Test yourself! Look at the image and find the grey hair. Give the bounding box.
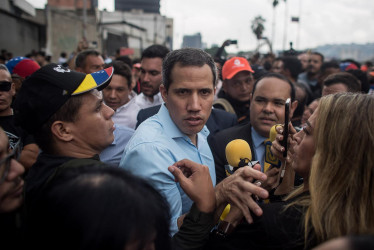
[0,64,10,73]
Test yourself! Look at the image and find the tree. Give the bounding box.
[251,15,266,40]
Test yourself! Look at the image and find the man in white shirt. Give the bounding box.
[135,44,170,109]
[102,60,140,129]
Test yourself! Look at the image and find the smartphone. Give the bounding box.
[230,40,238,45]
[281,98,291,158]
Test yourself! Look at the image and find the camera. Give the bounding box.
[230,40,238,45]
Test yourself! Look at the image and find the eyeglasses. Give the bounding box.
[0,140,22,184]
[0,81,12,92]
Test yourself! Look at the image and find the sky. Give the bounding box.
[29,0,374,54]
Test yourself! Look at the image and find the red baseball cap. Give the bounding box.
[6,57,40,78]
[222,57,254,80]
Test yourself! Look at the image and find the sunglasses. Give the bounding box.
[0,81,12,92]
[0,140,22,184]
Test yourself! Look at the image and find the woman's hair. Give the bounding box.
[27,165,171,250]
[305,93,374,245]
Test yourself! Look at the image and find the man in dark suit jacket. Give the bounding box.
[208,123,255,183]
[136,104,237,139]
[208,73,298,185]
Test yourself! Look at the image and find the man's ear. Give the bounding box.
[50,121,74,142]
[10,83,16,97]
[249,92,253,102]
[290,100,298,118]
[159,84,167,103]
[222,80,228,93]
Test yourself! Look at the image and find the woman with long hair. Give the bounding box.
[207,93,374,249]
[304,93,374,247]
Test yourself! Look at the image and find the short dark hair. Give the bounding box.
[346,69,369,93]
[141,44,170,61]
[320,60,340,74]
[281,56,302,80]
[116,55,133,68]
[27,165,171,250]
[162,48,217,91]
[293,82,309,118]
[252,72,295,102]
[311,51,324,63]
[75,50,101,69]
[36,51,46,57]
[323,72,361,93]
[34,95,84,154]
[105,60,132,88]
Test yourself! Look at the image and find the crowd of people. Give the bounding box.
[0,42,374,250]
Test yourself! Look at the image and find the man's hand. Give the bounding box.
[261,167,280,191]
[168,159,215,213]
[222,205,244,227]
[215,165,268,224]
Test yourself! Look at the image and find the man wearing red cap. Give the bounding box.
[213,57,254,124]
[5,57,40,95]
[209,73,298,190]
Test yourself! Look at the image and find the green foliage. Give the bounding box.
[251,16,266,40]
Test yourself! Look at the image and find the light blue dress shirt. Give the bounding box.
[251,127,268,172]
[100,125,135,167]
[119,104,216,235]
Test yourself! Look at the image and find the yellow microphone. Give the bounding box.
[221,139,258,221]
[264,125,282,172]
[224,139,258,177]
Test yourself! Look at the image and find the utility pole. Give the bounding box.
[271,5,276,49]
[282,0,288,51]
[296,0,302,50]
[83,0,87,39]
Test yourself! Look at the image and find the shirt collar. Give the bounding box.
[109,125,121,146]
[114,97,135,113]
[139,92,163,103]
[251,126,268,148]
[157,104,209,141]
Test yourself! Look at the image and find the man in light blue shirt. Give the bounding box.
[120,48,217,235]
[100,124,134,167]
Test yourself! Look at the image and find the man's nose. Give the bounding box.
[187,93,201,111]
[103,103,115,118]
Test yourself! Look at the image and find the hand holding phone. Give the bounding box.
[280,98,291,158]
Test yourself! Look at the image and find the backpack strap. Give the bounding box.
[213,98,236,114]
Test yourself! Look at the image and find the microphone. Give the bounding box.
[264,125,282,172]
[219,139,259,224]
[224,139,259,177]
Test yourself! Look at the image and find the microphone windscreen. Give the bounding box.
[269,124,278,142]
[265,125,282,168]
[225,139,252,167]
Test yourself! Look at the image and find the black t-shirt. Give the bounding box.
[214,90,250,124]
[207,192,310,250]
[0,115,35,149]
